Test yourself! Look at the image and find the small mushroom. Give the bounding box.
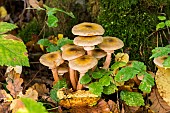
[39,51,64,84]
[72,22,105,36]
[74,36,103,55]
[58,63,69,76]
[62,46,85,90]
[98,36,124,69]
[69,55,98,90]
[153,56,169,68]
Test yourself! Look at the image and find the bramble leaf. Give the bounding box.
[37,39,51,46]
[163,57,170,67]
[103,83,118,95]
[0,22,18,34]
[139,73,155,93]
[92,71,104,79]
[132,61,146,72]
[150,46,170,59]
[99,75,112,86]
[57,37,73,50]
[0,34,29,66]
[120,90,145,106]
[110,61,126,70]
[89,82,103,96]
[80,73,92,84]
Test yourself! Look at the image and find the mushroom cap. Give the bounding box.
[153,56,169,68]
[39,51,64,68]
[98,36,124,51]
[62,46,85,61]
[61,44,77,51]
[72,22,105,36]
[91,48,107,59]
[74,36,103,47]
[58,63,69,75]
[69,55,98,72]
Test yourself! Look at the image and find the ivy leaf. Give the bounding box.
[99,75,112,86]
[165,20,170,27]
[158,16,166,21]
[57,37,73,50]
[120,90,145,106]
[17,98,48,113]
[139,73,155,93]
[50,79,67,102]
[103,83,118,95]
[0,34,29,66]
[163,56,170,67]
[150,46,170,59]
[80,73,92,84]
[89,82,103,96]
[110,61,126,70]
[156,22,165,30]
[37,39,51,46]
[0,22,18,34]
[114,67,139,82]
[47,14,58,27]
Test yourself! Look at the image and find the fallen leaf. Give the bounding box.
[10,99,25,113]
[0,90,13,102]
[22,88,38,101]
[6,70,23,98]
[149,88,170,113]
[31,83,49,96]
[0,102,11,113]
[5,66,22,75]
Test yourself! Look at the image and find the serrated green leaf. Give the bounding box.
[103,83,118,95]
[47,14,58,27]
[17,98,48,113]
[150,47,170,59]
[46,44,59,52]
[0,34,29,66]
[163,56,170,67]
[111,61,126,70]
[50,79,67,102]
[80,73,92,84]
[99,75,112,86]
[0,22,18,34]
[139,73,155,93]
[37,39,51,46]
[165,20,170,27]
[120,91,145,106]
[158,16,166,20]
[156,22,165,30]
[92,71,104,79]
[132,61,146,72]
[57,37,73,50]
[115,67,139,82]
[89,82,103,96]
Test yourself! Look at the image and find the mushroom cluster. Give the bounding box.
[39,22,124,90]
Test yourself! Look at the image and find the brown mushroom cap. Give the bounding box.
[39,51,64,69]
[91,48,107,59]
[58,63,69,75]
[61,44,77,51]
[74,36,103,47]
[153,56,169,68]
[62,46,85,61]
[72,22,105,36]
[98,36,124,51]
[69,55,98,72]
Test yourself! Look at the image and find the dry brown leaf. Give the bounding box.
[124,104,140,113]
[0,102,11,113]
[31,83,49,96]
[29,0,41,8]
[155,68,170,106]
[149,88,170,113]
[0,90,13,102]
[10,99,25,113]
[6,70,23,98]
[22,88,38,100]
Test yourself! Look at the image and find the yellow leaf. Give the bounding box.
[58,34,63,40]
[0,6,7,18]
[39,44,44,51]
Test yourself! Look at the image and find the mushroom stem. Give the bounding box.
[69,68,77,90]
[103,52,112,69]
[51,67,59,85]
[77,72,86,90]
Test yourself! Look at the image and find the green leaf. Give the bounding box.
[115,67,139,82]
[17,98,48,113]
[0,34,29,66]
[92,71,104,79]
[57,37,73,50]
[37,39,51,46]
[158,16,166,20]
[165,20,170,27]
[103,83,118,95]
[47,14,58,27]
[0,22,18,34]
[99,75,112,86]
[150,46,170,59]
[163,56,170,67]
[55,8,75,18]
[89,82,103,96]
[120,90,145,106]
[132,61,146,72]
[50,79,67,102]
[156,22,165,30]
[139,73,155,93]
[111,61,126,70]
[80,73,92,84]
[46,45,59,52]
